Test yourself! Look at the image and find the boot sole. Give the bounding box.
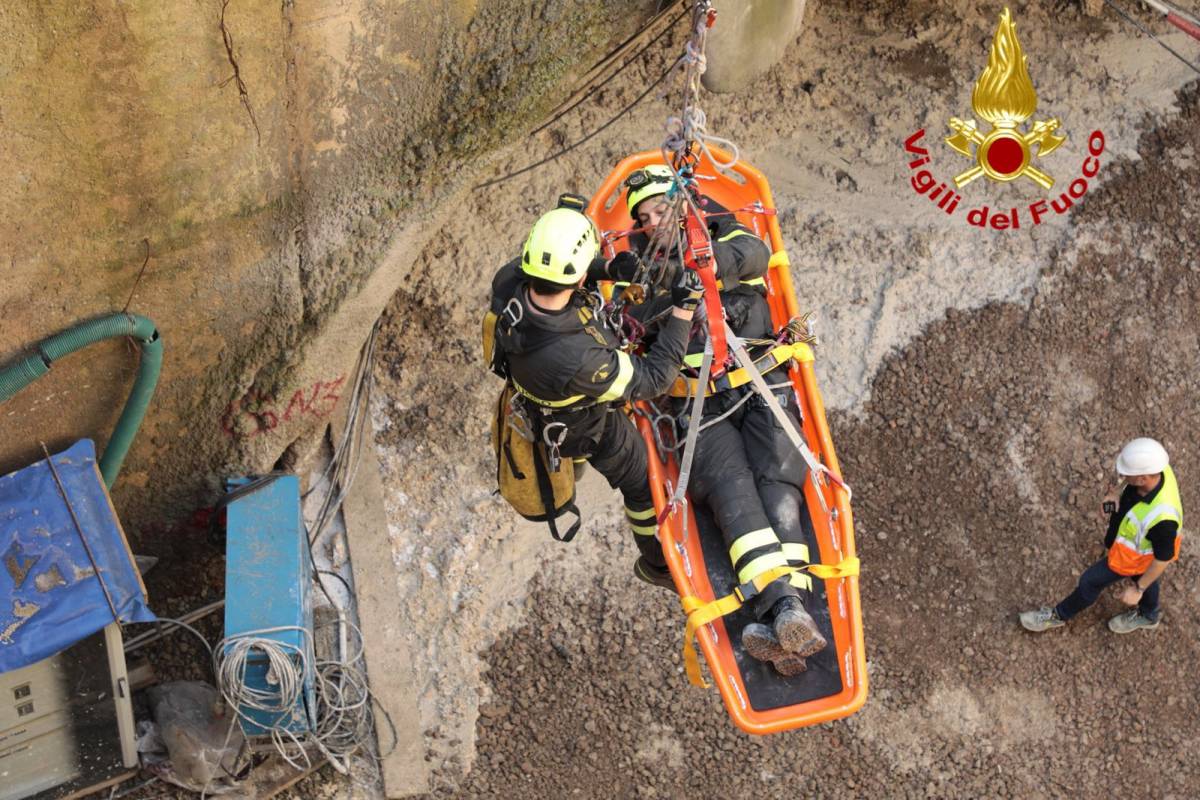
[742,627,808,676]
[775,611,828,657]
[633,560,676,593]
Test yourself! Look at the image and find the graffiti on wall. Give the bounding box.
[220,375,346,439]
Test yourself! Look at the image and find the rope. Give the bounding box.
[695,379,791,433]
[529,3,689,138]
[1105,0,1200,74]
[474,57,681,190]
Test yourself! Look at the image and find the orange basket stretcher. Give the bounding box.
[586,147,867,734]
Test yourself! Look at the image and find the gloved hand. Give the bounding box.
[605,251,643,282]
[671,268,705,312]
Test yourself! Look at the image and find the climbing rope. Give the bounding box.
[474,6,692,191]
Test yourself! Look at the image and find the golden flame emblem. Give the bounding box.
[945,8,1066,189]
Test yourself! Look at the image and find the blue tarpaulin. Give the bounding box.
[0,439,154,673]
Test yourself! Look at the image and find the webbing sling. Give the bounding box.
[722,321,852,510]
[532,438,581,543]
[664,340,713,522]
[679,556,861,687]
[669,342,805,399]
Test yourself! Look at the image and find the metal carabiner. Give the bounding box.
[542,421,569,473]
[501,296,523,330]
[506,393,535,442]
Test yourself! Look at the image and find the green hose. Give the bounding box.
[0,313,162,488]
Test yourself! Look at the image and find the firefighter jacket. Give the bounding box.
[487,260,690,455]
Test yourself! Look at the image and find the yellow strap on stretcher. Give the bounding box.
[679,556,861,688]
[669,342,814,399]
[806,556,860,580]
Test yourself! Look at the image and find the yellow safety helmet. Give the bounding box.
[624,164,675,217]
[521,208,599,285]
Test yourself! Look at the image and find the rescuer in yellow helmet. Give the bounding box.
[485,195,704,574]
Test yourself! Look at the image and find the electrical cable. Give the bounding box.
[529,4,689,138]
[474,57,681,190]
[573,0,687,92]
[123,599,225,654]
[1104,0,1200,74]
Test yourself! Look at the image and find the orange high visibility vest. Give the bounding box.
[1107,466,1184,577]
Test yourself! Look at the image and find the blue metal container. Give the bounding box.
[223,475,314,736]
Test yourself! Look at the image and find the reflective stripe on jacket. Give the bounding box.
[1107,465,1184,576]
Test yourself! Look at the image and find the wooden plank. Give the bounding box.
[102,624,137,768]
[242,749,325,799]
[58,769,137,800]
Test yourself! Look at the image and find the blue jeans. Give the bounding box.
[1054,558,1161,622]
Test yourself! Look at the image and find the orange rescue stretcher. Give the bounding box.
[586,148,867,734]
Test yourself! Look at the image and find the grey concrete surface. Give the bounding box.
[342,424,429,798]
[703,0,808,93]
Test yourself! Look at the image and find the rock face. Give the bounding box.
[0,0,652,531]
[703,0,808,93]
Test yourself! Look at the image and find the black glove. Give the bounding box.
[606,251,643,283]
[671,269,705,312]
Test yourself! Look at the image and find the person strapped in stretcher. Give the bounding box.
[617,165,828,676]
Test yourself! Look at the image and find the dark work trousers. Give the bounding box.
[574,407,664,569]
[1054,558,1162,622]
[685,383,810,620]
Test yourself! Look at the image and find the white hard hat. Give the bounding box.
[1115,438,1169,476]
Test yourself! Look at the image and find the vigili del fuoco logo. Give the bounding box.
[903,7,1106,230]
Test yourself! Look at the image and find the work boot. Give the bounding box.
[633,557,676,593]
[741,623,808,677]
[1018,606,1065,632]
[770,596,826,657]
[1107,609,1160,634]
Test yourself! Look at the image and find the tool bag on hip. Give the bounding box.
[491,383,581,542]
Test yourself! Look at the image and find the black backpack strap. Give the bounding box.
[532,440,581,542]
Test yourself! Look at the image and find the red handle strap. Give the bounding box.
[682,204,728,376]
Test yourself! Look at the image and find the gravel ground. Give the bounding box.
[428,82,1200,799]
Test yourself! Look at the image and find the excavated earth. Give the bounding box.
[439,91,1200,797]
[367,1,1200,797]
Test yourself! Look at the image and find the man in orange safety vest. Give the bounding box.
[1019,438,1183,634]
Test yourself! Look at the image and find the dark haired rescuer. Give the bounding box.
[487,201,704,575]
[622,165,826,676]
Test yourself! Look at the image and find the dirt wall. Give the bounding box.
[0,0,654,538]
